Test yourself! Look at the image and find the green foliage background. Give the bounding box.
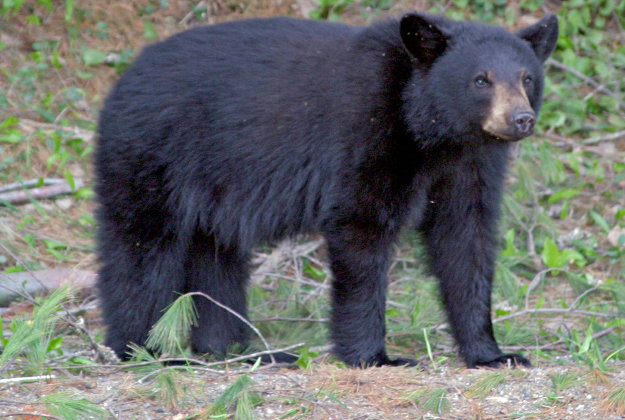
[0,0,624,416]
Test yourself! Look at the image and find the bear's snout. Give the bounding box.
[482,82,535,142]
[511,109,536,138]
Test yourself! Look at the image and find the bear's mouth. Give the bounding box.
[483,129,531,143]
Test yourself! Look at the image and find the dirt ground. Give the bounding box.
[1,353,625,418]
[1,0,625,419]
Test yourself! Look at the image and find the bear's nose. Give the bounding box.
[511,110,536,137]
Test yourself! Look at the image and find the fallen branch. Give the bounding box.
[0,178,67,193]
[195,342,304,367]
[17,118,94,143]
[136,342,305,383]
[547,58,625,110]
[179,0,207,26]
[582,129,625,145]
[61,342,306,377]
[543,132,625,164]
[494,307,624,323]
[188,291,277,363]
[0,269,96,304]
[0,374,56,384]
[252,316,328,323]
[0,178,84,205]
[0,413,63,420]
[492,268,624,325]
[0,243,49,293]
[0,267,114,364]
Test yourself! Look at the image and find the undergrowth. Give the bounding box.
[0,0,624,418]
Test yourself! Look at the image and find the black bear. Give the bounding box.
[95,12,558,368]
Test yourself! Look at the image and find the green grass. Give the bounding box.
[0,285,73,375]
[466,371,509,399]
[404,387,450,415]
[0,0,624,417]
[39,392,109,420]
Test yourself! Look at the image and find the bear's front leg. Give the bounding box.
[325,225,417,367]
[420,147,530,369]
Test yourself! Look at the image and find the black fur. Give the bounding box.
[95,13,558,368]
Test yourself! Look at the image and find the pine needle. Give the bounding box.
[156,368,184,409]
[466,371,508,399]
[602,386,625,416]
[40,392,109,420]
[202,374,262,419]
[405,387,449,415]
[549,371,580,392]
[145,293,198,356]
[0,285,73,373]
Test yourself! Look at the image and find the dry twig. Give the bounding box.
[547,58,625,110]
[187,291,276,363]
[582,129,625,145]
[0,179,84,204]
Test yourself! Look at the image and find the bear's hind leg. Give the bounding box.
[185,233,252,358]
[97,229,187,359]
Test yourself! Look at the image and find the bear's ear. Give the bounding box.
[400,13,449,66]
[515,14,559,63]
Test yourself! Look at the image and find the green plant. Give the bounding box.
[203,359,264,419]
[404,387,449,415]
[145,293,198,356]
[0,1,623,418]
[310,0,354,20]
[295,346,318,370]
[541,237,586,272]
[39,392,109,420]
[1,0,75,23]
[564,324,625,370]
[549,371,580,392]
[0,286,73,375]
[134,367,188,410]
[467,371,508,399]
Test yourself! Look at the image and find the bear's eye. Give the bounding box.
[474,76,489,88]
[523,75,533,86]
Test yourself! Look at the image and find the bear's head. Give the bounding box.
[400,13,558,146]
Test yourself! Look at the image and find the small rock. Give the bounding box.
[56,198,73,210]
[607,227,625,247]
